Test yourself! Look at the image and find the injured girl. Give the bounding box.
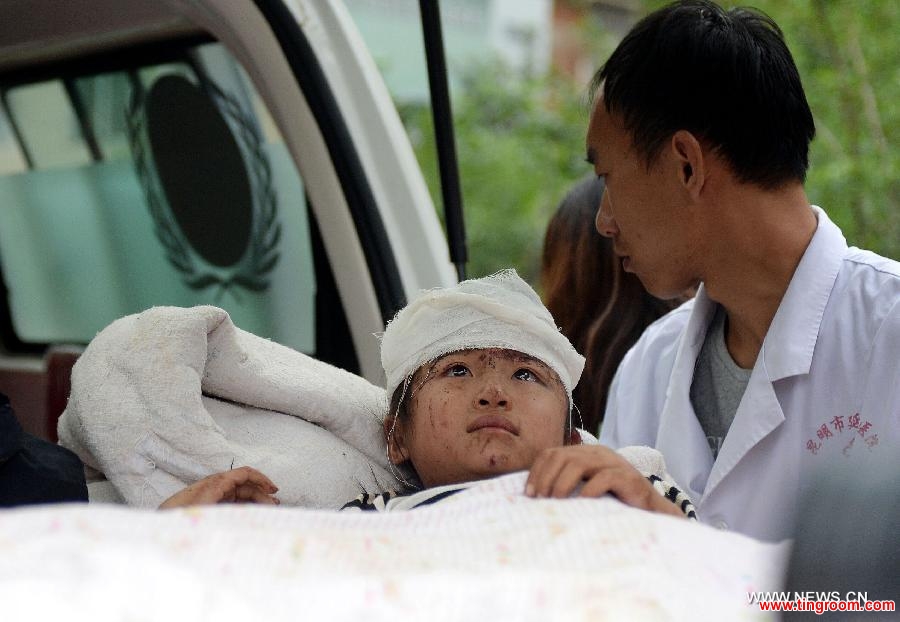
[160,270,695,519]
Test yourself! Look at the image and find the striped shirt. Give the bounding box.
[341,476,697,519]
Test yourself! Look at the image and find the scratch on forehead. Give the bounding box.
[482,348,551,370]
[479,349,509,369]
[478,350,496,369]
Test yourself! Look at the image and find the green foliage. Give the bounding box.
[766,0,899,258]
[400,63,592,283]
[403,0,898,284]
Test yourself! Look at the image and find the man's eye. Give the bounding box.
[447,364,470,377]
[513,368,538,382]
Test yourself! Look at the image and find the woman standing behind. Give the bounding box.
[541,176,688,435]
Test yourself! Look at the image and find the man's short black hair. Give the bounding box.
[592,0,815,189]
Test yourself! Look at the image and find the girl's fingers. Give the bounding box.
[234,483,280,505]
[159,467,279,508]
[526,448,568,497]
[548,462,594,498]
[527,445,624,497]
[578,469,622,499]
[228,466,278,493]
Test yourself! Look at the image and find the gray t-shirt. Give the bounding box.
[690,305,752,458]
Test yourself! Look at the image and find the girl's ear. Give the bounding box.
[384,416,410,464]
[565,427,583,446]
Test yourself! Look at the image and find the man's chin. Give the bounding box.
[641,277,695,301]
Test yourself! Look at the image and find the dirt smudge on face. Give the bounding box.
[488,454,508,468]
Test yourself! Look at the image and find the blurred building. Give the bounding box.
[345,0,554,102]
[552,0,640,85]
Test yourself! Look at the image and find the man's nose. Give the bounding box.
[475,382,509,409]
[595,188,618,238]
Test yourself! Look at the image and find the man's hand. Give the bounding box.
[525,445,683,518]
[159,466,280,509]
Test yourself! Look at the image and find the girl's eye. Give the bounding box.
[446,364,470,377]
[513,368,538,383]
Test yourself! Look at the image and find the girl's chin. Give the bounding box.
[474,450,529,475]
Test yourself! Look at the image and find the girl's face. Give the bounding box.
[387,348,571,488]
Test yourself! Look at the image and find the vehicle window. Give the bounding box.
[0,109,26,175]
[0,43,318,355]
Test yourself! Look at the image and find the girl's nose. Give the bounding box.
[475,382,509,409]
[595,188,618,238]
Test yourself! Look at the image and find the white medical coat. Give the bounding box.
[600,206,900,541]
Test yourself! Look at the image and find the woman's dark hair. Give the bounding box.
[541,176,686,434]
[593,0,815,189]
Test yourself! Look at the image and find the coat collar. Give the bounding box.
[761,206,847,380]
[687,206,846,380]
[704,206,847,500]
[656,290,716,499]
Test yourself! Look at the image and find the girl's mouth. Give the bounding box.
[467,415,518,435]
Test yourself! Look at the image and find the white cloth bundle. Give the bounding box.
[381,270,585,406]
[58,305,400,509]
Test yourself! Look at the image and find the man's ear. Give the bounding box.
[565,428,583,446]
[383,416,410,464]
[670,130,705,200]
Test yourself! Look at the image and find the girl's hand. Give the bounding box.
[159,466,280,509]
[525,445,683,518]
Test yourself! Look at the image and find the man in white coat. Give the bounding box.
[590,0,900,541]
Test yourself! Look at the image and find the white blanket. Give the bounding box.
[58,305,400,509]
[0,472,789,621]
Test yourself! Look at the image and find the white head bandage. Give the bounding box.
[380,270,585,409]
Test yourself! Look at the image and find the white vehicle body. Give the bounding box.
[0,0,456,438]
